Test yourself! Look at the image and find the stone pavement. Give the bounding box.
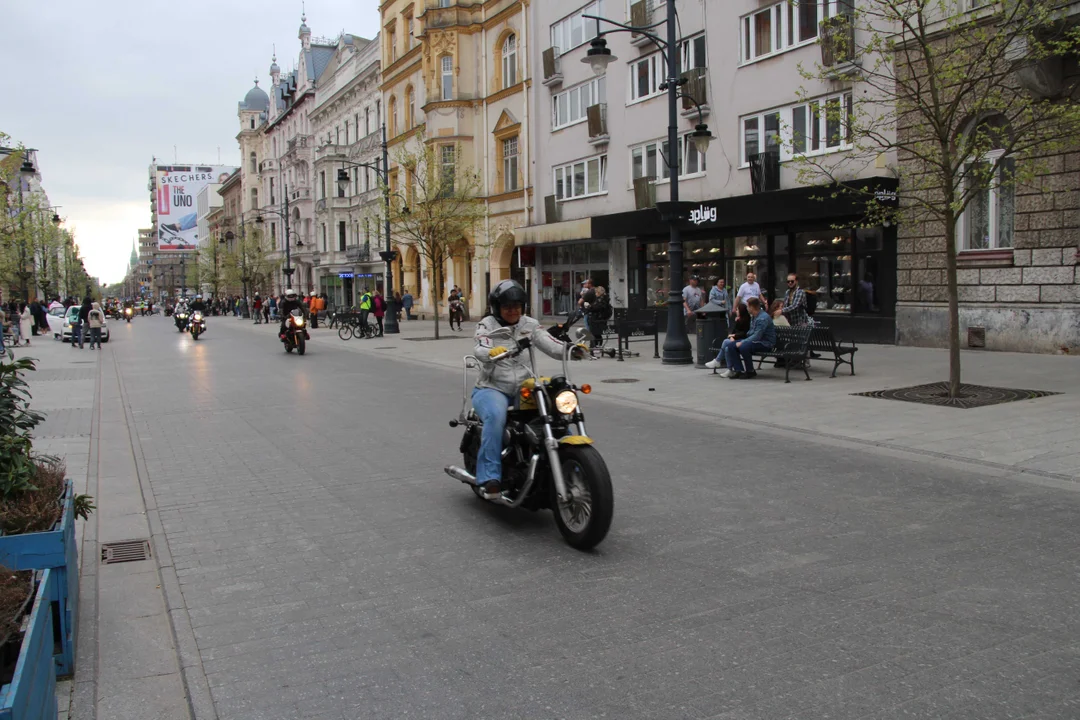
[17,315,1080,719]
[284,315,1080,481]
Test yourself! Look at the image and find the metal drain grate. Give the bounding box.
[600,378,640,384]
[101,539,151,564]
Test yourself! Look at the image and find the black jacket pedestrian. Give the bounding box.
[78,299,92,323]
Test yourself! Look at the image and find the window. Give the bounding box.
[345,122,349,145]
[249,152,257,173]
[441,56,453,100]
[250,118,255,129]
[390,96,398,136]
[439,0,451,6]
[630,135,707,181]
[680,34,707,73]
[389,30,397,62]
[502,34,518,88]
[335,126,340,145]
[250,187,258,210]
[320,170,326,199]
[629,53,665,102]
[741,91,853,165]
[503,137,519,191]
[553,155,608,200]
[740,1,851,64]
[321,223,327,253]
[407,15,415,47]
[270,223,277,249]
[406,87,415,128]
[552,77,605,129]
[960,125,1014,250]
[338,221,347,252]
[365,108,371,135]
[269,178,275,205]
[337,169,346,198]
[440,145,456,195]
[550,1,603,54]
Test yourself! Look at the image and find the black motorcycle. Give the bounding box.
[445,314,613,550]
[282,310,308,355]
[175,310,189,332]
[189,311,206,340]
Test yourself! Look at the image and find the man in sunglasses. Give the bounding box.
[782,273,808,327]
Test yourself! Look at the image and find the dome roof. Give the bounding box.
[270,59,280,74]
[242,83,270,112]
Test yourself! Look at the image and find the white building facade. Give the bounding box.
[310,32,384,307]
[519,0,898,343]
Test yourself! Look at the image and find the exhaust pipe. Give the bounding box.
[445,465,477,486]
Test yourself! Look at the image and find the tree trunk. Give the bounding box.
[433,263,441,340]
[944,214,962,398]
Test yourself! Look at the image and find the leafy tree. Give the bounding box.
[198,239,228,298]
[223,227,278,303]
[387,134,487,338]
[797,0,1080,397]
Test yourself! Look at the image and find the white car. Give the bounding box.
[47,306,110,343]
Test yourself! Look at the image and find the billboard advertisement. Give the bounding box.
[156,165,235,251]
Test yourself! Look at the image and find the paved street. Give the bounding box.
[35,316,1080,719]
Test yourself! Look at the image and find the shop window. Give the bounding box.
[856,228,882,313]
[797,230,852,313]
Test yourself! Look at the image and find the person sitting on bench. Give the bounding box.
[719,297,775,380]
[705,302,750,372]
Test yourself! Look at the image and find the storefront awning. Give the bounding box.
[514,218,593,247]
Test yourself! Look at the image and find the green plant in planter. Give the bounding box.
[0,354,45,500]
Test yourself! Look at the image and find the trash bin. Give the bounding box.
[695,302,728,368]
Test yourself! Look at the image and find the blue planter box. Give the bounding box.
[0,569,59,720]
[0,482,78,677]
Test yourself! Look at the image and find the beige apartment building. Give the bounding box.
[381,0,531,318]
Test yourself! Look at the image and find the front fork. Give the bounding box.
[534,391,569,503]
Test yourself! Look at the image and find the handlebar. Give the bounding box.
[489,337,531,361]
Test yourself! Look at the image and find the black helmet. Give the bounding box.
[488,279,527,317]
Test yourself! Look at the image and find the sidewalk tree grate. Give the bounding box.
[854,383,1061,409]
[601,378,640,384]
[101,539,151,564]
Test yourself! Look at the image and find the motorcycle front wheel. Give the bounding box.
[297,334,306,355]
[553,445,613,551]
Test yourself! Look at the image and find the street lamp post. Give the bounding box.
[582,5,713,364]
[255,185,296,291]
[332,123,400,334]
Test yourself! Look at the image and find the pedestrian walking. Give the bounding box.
[18,303,33,345]
[401,288,414,320]
[74,296,92,349]
[269,295,278,321]
[372,290,386,336]
[393,292,403,322]
[7,303,20,348]
[87,302,104,349]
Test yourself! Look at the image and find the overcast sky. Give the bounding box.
[1,1,381,285]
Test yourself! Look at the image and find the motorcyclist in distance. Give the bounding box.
[278,288,306,338]
[189,295,206,314]
[471,279,587,499]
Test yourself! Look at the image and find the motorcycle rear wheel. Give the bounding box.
[553,445,613,551]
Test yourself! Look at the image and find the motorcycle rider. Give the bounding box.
[189,295,206,314]
[471,280,587,498]
[278,288,306,338]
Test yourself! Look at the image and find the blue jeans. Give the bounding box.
[88,328,101,348]
[724,339,772,373]
[73,322,84,347]
[471,387,513,485]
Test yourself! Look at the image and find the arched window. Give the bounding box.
[249,152,257,173]
[502,34,518,88]
[960,115,1014,251]
[441,55,453,100]
[406,86,415,128]
[389,96,398,136]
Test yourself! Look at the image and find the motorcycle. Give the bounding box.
[282,310,309,355]
[123,307,133,323]
[445,312,614,551]
[189,311,206,340]
[175,310,189,332]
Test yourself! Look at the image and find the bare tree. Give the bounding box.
[797,0,1080,397]
[387,134,487,339]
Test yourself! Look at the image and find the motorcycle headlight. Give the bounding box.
[294,316,305,327]
[554,390,579,415]
[193,313,202,321]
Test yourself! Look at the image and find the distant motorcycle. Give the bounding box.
[175,310,189,332]
[282,310,308,355]
[189,311,206,340]
[123,307,133,323]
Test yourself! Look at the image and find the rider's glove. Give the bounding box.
[570,343,590,360]
[488,346,508,358]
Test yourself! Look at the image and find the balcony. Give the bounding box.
[633,176,656,210]
[680,68,709,119]
[260,159,276,172]
[283,134,313,161]
[587,104,608,145]
[345,244,372,262]
[544,194,560,224]
[291,187,312,201]
[542,48,562,87]
[749,151,780,193]
[630,0,656,48]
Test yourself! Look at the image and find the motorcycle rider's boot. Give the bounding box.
[479,481,502,499]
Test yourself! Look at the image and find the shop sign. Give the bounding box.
[874,189,899,205]
[338,272,354,278]
[688,203,718,226]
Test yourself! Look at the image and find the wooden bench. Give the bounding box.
[809,325,858,377]
[753,326,813,382]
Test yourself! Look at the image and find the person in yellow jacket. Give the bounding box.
[358,288,373,332]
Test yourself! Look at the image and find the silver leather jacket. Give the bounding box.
[473,315,567,396]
